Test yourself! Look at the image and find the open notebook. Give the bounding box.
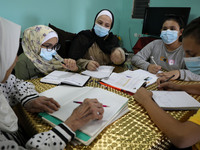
[101,69,158,93]
[40,70,90,86]
[152,91,200,110]
[81,65,115,79]
[39,85,129,145]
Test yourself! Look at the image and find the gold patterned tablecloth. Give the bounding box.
[14,77,200,150]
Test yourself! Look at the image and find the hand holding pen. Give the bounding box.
[87,56,100,71]
[156,75,182,91]
[53,55,78,71]
[157,75,176,90]
[148,56,161,74]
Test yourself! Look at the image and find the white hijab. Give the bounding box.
[0,17,21,132]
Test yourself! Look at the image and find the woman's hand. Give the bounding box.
[64,98,104,132]
[133,88,153,107]
[148,64,161,74]
[24,96,60,113]
[63,59,78,71]
[157,70,180,83]
[157,82,182,91]
[87,61,100,71]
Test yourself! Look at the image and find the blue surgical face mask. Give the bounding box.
[40,48,57,61]
[184,56,200,75]
[94,23,109,37]
[160,29,178,44]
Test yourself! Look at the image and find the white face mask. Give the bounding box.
[184,56,200,75]
[39,48,57,61]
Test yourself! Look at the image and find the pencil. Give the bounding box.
[164,75,175,82]
[52,55,65,65]
[73,101,109,107]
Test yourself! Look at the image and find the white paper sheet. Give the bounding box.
[81,65,115,79]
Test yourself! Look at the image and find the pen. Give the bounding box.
[164,75,175,82]
[140,82,147,88]
[150,56,158,66]
[52,55,65,65]
[73,101,109,107]
[90,56,95,61]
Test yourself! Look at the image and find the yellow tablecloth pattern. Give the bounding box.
[14,77,200,150]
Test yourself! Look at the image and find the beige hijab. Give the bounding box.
[0,17,20,132]
[22,25,65,75]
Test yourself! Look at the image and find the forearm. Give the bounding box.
[77,59,90,70]
[179,69,200,81]
[179,84,200,95]
[26,123,75,150]
[131,55,150,70]
[142,99,192,147]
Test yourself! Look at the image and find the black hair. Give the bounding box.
[93,9,114,30]
[162,14,185,29]
[182,17,200,44]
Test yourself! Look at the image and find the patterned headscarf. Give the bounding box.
[22,25,65,75]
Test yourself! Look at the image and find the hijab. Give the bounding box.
[0,17,19,132]
[22,25,65,75]
[93,9,114,30]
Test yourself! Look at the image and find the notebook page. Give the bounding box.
[102,69,158,93]
[121,69,158,86]
[101,72,145,93]
[40,86,128,137]
[40,86,93,120]
[152,91,200,109]
[81,65,115,79]
[74,88,128,136]
[40,70,90,86]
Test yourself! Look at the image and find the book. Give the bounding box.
[40,70,90,87]
[39,85,129,145]
[152,91,200,110]
[81,65,115,79]
[101,69,158,93]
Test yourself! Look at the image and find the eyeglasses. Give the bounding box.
[41,43,61,51]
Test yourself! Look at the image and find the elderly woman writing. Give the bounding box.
[0,17,104,150]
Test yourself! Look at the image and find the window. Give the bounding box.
[132,0,150,19]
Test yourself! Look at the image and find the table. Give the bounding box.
[13,68,200,150]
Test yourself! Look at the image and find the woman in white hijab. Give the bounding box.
[0,17,104,149]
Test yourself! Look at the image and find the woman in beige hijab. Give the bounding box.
[15,25,79,80]
[0,17,104,149]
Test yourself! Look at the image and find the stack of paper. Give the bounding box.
[81,65,115,79]
[40,70,90,86]
[152,91,200,110]
[101,69,158,93]
[39,85,129,145]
